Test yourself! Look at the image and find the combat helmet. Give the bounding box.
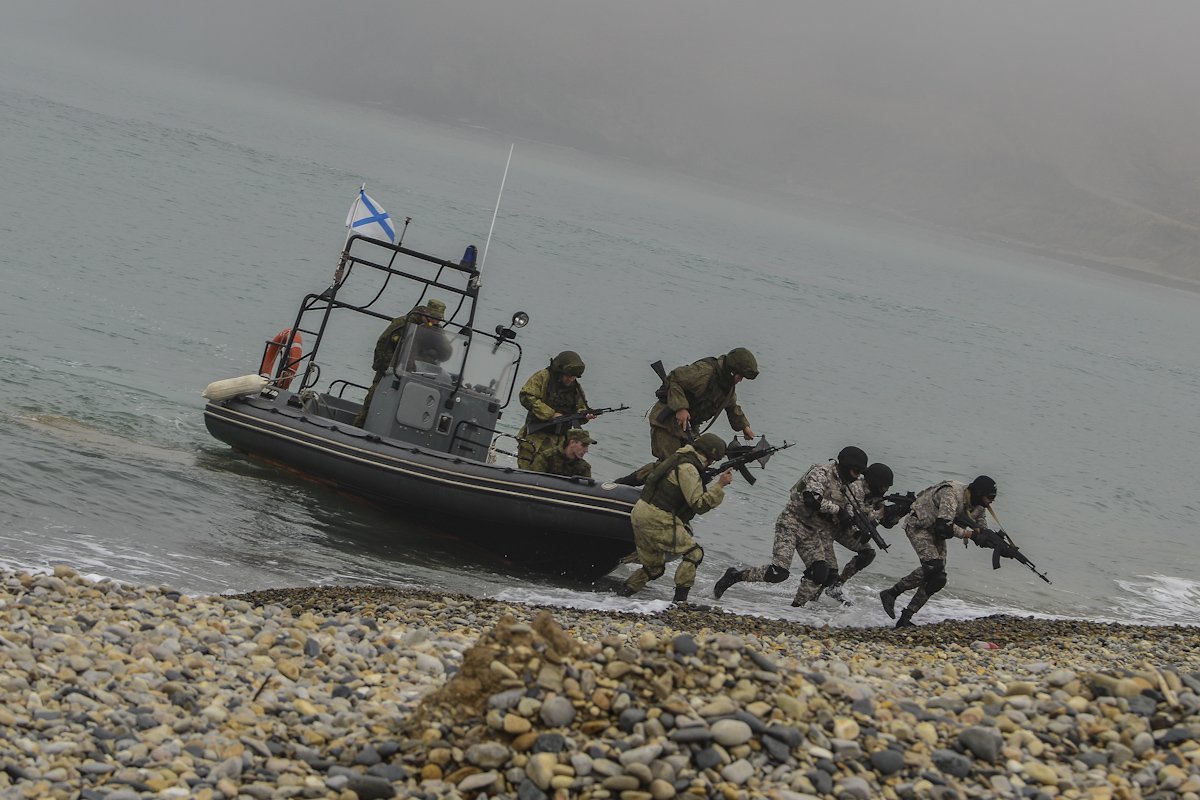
[549,350,586,377]
[837,446,868,473]
[725,347,759,379]
[694,433,727,462]
[865,463,893,494]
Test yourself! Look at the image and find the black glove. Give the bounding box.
[836,506,853,528]
[881,503,906,528]
[972,528,1001,549]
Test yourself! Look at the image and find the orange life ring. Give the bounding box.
[260,329,303,389]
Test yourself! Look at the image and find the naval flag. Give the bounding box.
[345,186,396,243]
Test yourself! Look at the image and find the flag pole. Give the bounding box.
[333,183,366,287]
[479,145,513,272]
[343,183,365,251]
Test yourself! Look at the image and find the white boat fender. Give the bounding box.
[202,374,269,402]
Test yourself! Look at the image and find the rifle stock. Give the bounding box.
[651,360,675,424]
[879,491,917,527]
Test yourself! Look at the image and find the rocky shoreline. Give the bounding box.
[2,569,1198,799]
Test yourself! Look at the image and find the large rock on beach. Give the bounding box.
[2,567,1200,800]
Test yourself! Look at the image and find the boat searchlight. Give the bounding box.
[496,311,529,341]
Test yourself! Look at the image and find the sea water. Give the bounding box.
[1,31,1197,629]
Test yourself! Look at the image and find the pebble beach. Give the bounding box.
[2,568,1198,800]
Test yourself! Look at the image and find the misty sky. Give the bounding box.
[10,0,1200,281]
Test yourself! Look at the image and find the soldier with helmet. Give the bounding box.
[516,350,591,469]
[353,298,448,428]
[713,445,871,607]
[879,475,995,628]
[618,347,759,485]
[823,462,899,604]
[619,433,733,603]
[529,428,595,478]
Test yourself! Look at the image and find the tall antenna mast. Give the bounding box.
[480,144,514,271]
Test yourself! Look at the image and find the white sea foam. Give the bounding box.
[1114,574,1200,626]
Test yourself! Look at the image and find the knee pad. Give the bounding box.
[764,564,790,583]
[851,548,876,571]
[682,544,704,567]
[646,563,667,580]
[920,559,947,594]
[803,560,835,587]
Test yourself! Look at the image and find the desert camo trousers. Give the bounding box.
[740,509,836,605]
[891,526,948,614]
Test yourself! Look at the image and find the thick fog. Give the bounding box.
[11,1,1200,281]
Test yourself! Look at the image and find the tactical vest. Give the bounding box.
[641,450,706,522]
[675,357,734,425]
[523,370,585,429]
[909,480,966,529]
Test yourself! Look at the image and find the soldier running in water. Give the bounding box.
[713,446,872,607]
[879,475,995,628]
[620,434,732,603]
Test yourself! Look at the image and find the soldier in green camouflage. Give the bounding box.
[353,298,446,428]
[618,348,758,485]
[529,428,594,478]
[619,433,733,603]
[516,350,590,469]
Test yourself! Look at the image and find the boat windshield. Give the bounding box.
[399,326,519,398]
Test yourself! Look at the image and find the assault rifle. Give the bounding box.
[880,491,917,527]
[955,512,1052,583]
[701,437,793,486]
[844,492,891,552]
[526,405,630,435]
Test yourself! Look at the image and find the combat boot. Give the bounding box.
[672,585,691,603]
[616,582,638,598]
[791,583,818,608]
[879,588,898,619]
[894,608,916,629]
[713,567,743,599]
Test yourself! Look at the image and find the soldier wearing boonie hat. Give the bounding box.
[423,298,446,320]
[354,299,449,427]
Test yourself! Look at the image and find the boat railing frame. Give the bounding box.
[266,233,522,414]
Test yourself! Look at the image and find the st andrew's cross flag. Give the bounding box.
[345,186,396,244]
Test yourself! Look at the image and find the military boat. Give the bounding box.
[203,230,639,579]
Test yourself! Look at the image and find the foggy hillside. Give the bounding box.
[15,1,1200,282]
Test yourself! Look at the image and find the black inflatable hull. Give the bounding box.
[204,395,639,579]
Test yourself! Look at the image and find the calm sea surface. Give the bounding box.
[1,33,1197,628]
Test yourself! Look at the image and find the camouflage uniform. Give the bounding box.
[528,431,594,478]
[884,480,988,621]
[516,351,588,468]
[737,461,868,606]
[648,354,751,459]
[353,299,445,428]
[623,444,725,596]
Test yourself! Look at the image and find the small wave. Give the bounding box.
[1114,574,1200,626]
